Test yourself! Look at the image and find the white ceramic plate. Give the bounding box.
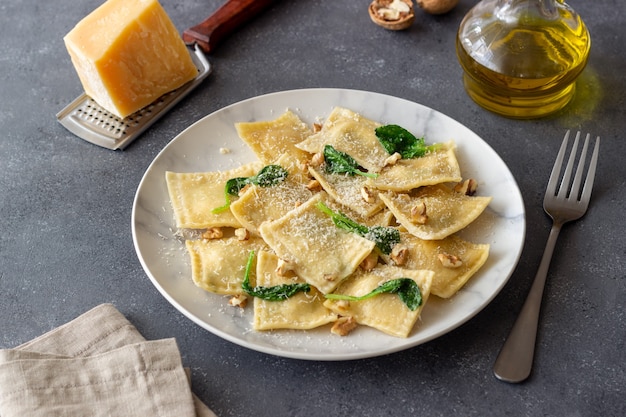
[132,88,525,361]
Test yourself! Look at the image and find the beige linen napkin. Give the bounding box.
[0,303,217,417]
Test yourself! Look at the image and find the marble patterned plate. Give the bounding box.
[132,88,525,360]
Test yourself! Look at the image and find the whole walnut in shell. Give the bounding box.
[416,0,459,15]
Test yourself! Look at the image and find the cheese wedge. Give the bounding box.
[63,0,197,118]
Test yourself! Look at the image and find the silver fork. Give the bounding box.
[493,130,600,383]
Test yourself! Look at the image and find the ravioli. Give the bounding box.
[323,264,434,338]
[230,155,313,235]
[186,237,269,295]
[380,184,492,240]
[166,162,263,229]
[295,107,389,173]
[235,110,313,165]
[366,141,462,191]
[259,193,376,294]
[253,251,338,330]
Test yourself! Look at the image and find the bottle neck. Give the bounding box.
[465,0,575,28]
[493,0,561,21]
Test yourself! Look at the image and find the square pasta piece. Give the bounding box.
[379,184,492,240]
[253,251,338,330]
[230,154,313,236]
[323,264,433,338]
[235,110,313,165]
[166,162,263,229]
[386,233,489,298]
[308,165,386,218]
[366,141,462,192]
[295,107,389,173]
[186,236,269,295]
[259,193,376,294]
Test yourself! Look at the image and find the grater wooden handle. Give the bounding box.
[183,0,277,54]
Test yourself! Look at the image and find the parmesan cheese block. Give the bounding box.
[63,0,198,118]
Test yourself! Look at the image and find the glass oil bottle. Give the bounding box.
[456,0,591,118]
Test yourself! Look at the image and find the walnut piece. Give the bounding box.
[275,258,294,276]
[383,152,402,167]
[410,201,428,224]
[360,186,377,204]
[306,179,322,191]
[360,251,379,271]
[324,274,337,282]
[228,295,248,308]
[438,252,463,268]
[390,244,409,266]
[310,151,325,167]
[454,178,478,196]
[235,228,250,241]
[202,227,223,240]
[331,316,358,336]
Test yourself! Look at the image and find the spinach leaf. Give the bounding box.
[375,124,440,159]
[323,145,378,178]
[213,165,289,213]
[225,177,250,196]
[325,278,422,311]
[365,226,402,256]
[254,164,289,187]
[316,201,400,255]
[241,251,311,301]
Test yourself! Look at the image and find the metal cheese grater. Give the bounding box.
[56,45,211,150]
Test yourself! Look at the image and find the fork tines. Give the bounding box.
[547,130,600,204]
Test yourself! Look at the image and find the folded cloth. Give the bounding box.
[0,303,217,417]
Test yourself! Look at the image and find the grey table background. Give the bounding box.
[1,1,624,416]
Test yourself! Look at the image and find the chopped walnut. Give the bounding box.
[228,295,248,308]
[438,253,463,268]
[234,228,250,241]
[360,186,377,204]
[331,316,358,336]
[310,152,325,167]
[390,244,409,266]
[383,152,402,167]
[306,179,322,191]
[202,227,223,240]
[312,123,323,133]
[410,201,428,224]
[360,251,379,271]
[275,259,293,276]
[454,178,478,196]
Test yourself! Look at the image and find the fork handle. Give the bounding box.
[493,222,562,383]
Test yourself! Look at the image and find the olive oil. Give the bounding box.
[456,0,590,118]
